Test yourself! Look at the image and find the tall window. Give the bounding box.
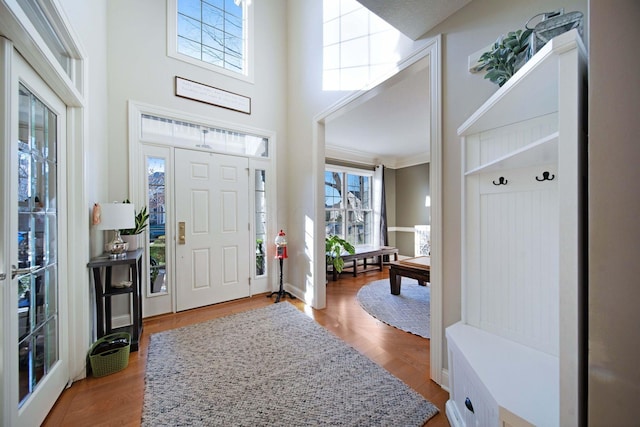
[322,0,409,90]
[325,167,372,246]
[168,0,251,79]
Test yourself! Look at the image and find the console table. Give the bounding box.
[88,249,143,351]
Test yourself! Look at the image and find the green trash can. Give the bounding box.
[88,332,131,377]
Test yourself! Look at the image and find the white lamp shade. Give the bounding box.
[97,203,135,230]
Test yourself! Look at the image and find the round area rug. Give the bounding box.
[356,277,430,338]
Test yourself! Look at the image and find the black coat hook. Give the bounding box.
[492,176,508,186]
[535,171,555,181]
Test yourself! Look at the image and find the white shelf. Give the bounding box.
[447,323,559,427]
[465,132,558,175]
[458,30,585,136]
[451,24,587,427]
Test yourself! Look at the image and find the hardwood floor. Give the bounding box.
[43,269,450,426]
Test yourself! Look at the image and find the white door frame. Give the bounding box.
[128,101,278,317]
[0,0,90,422]
[312,36,444,385]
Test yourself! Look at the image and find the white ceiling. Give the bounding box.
[358,0,473,41]
[325,58,431,168]
[324,0,473,169]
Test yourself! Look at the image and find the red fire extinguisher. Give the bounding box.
[275,229,288,259]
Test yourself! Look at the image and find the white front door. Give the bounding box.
[1,46,69,426]
[174,149,250,311]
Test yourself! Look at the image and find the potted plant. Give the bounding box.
[256,239,265,275]
[120,200,149,250]
[476,28,533,87]
[325,234,355,275]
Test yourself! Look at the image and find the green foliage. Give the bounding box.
[477,29,533,87]
[325,235,355,274]
[120,199,149,235]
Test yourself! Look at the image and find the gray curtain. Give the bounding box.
[378,165,388,246]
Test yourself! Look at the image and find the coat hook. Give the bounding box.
[492,176,508,186]
[535,171,555,181]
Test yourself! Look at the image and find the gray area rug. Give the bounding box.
[142,302,438,426]
[357,278,430,338]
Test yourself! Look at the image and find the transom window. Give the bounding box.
[140,113,268,158]
[325,167,372,246]
[168,0,252,80]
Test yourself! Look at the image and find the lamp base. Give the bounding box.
[105,230,129,257]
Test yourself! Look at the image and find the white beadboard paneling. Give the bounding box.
[478,114,557,167]
[465,114,557,172]
[471,166,559,356]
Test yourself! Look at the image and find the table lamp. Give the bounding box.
[97,202,135,258]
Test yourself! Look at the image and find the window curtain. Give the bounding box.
[373,164,388,246]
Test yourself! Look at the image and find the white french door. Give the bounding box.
[1,47,69,426]
[174,149,251,311]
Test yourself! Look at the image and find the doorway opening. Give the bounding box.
[312,36,443,384]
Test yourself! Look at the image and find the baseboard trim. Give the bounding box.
[440,368,450,392]
[111,313,132,329]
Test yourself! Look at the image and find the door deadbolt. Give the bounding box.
[178,221,186,244]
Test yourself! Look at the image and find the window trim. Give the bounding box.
[166,0,255,84]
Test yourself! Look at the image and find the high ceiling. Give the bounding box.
[325,57,431,168]
[324,0,473,169]
[358,0,472,40]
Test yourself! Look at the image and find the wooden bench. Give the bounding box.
[328,246,399,281]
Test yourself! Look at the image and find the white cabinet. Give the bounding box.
[446,30,586,427]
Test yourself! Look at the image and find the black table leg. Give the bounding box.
[267,257,295,303]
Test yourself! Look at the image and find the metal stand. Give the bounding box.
[267,257,295,303]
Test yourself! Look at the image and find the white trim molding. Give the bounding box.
[313,35,444,387]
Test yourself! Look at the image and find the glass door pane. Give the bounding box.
[16,83,59,406]
[148,157,167,294]
[254,170,266,277]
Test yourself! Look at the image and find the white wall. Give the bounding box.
[588,2,640,424]
[105,0,288,311]
[106,0,288,214]
[57,0,110,379]
[60,0,110,256]
[285,0,434,304]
